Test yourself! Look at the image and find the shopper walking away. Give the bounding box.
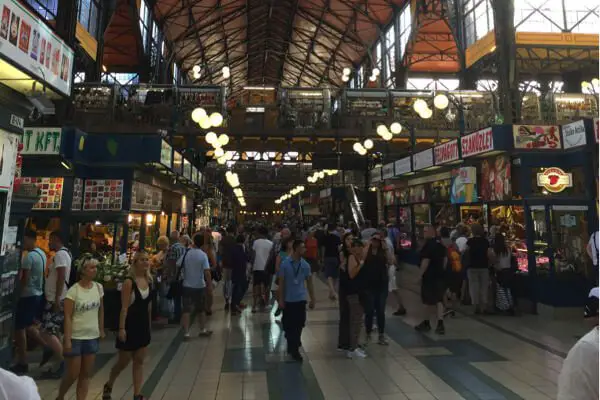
[363,232,392,346]
[384,228,406,316]
[103,251,152,400]
[40,231,72,378]
[277,240,315,362]
[557,287,598,400]
[344,239,368,358]
[439,227,462,315]
[464,223,493,314]
[230,234,249,316]
[304,230,319,274]
[322,224,341,301]
[10,229,46,374]
[219,226,237,311]
[337,233,354,351]
[490,234,516,314]
[165,231,186,324]
[199,231,217,315]
[57,258,105,400]
[251,227,273,313]
[415,225,448,334]
[178,234,213,339]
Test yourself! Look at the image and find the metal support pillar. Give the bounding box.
[492,0,517,123]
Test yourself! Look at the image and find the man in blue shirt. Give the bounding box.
[277,240,315,362]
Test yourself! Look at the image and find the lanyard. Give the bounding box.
[292,259,302,280]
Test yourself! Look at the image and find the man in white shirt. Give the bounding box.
[557,287,599,400]
[586,231,598,268]
[251,227,273,312]
[40,231,71,378]
[454,223,469,253]
[0,367,40,399]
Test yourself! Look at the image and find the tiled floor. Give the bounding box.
[36,264,591,399]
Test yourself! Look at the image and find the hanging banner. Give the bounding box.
[382,162,394,180]
[513,125,561,149]
[434,139,459,165]
[461,127,494,157]
[21,127,61,155]
[394,156,411,176]
[562,120,587,149]
[0,0,74,96]
[451,167,478,204]
[413,148,434,171]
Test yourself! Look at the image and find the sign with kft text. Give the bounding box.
[434,139,459,165]
[461,127,493,157]
[21,127,61,155]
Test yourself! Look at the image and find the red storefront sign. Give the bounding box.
[461,127,494,157]
[434,139,459,165]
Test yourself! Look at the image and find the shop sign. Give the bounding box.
[413,148,434,171]
[0,0,74,96]
[160,140,172,168]
[559,214,577,228]
[173,151,183,174]
[71,177,83,210]
[561,120,587,149]
[183,159,192,180]
[434,139,459,165]
[536,167,572,193]
[131,181,162,212]
[370,167,382,183]
[19,177,62,209]
[461,127,493,157]
[394,156,411,176]
[83,179,123,210]
[21,127,61,155]
[513,125,561,149]
[382,163,394,180]
[9,114,23,130]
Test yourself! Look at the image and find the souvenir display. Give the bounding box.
[20,177,63,210]
[72,177,83,210]
[83,179,123,211]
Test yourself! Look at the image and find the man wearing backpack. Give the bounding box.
[39,231,72,378]
[10,229,46,374]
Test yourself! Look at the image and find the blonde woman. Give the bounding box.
[57,258,104,400]
[103,252,152,400]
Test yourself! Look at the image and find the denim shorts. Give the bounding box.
[64,338,99,357]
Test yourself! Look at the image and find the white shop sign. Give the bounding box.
[461,127,494,157]
[394,157,411,176]
[434,139,459,165]
[562,120,587,149]
[0,0,74,96]
[413,148,433,171]
[21,127,61,155]
[371,167,382,183]
[382,162,394,180]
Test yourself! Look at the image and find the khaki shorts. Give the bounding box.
[182,287,206,313]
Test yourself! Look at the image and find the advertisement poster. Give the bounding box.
[131,181,162,212]
[451,167,477,204]
[19,177,63,209]
[383,190,395,206]
[409,184,427,203]
[480,155,511,201]
[83,179,123,211]
[173,151,183,175]
[71,177,82,210]
[183,159,192,180]
[513,125,561,149]
[0,0,74,96]
[160,140,172,168]
[21,127,61,155]
[431,179,451,202]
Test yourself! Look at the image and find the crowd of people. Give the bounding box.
[3,218,598,399]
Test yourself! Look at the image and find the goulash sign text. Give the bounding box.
[461,127,494,157]
[536,167,572,193]
[434,139,459,165]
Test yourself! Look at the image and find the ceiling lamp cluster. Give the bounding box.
[222,66,230,79]
[342,67,352,83]
[307,169,338,183]
[205,132,232,165]
[225,171,240,188]
[275,185,305,204]
[412,93,450,119]
[353,140,372,156]
[192,65,201,80]
[369,68,380,82]
[191,107,224,130]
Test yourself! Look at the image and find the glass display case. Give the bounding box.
[490,205,527,270]
[551,205,590,279]
[459,205,484,226]
[529,206,551,275]
[433,204,456,227]
[398,206,412,249]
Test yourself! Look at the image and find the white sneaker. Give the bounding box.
[347,348,367,359]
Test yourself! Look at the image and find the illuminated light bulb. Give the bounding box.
[382,131,393,141]
[419,107,433,119]
[225,171,233,178]
[369,74,377,82]
[330,169,338,175]
[433,93,449,109]
[217,156,227,164]
[376,124,389,136]
[214,147,225,158]
[390,122,402,134]
[199,115,212,129]
[353,142,363,152]
[205,131,218,144]
[343,67,351,75]
[209,112,224,127]
[593,78,599,87]
[363,139,374,149]
[222,66,230,78]
[372,68,380,76]
[413,99,428,113]
[192,65,201,73]
[581,81,591,89]
[358,147,367,156]
[225,151,234,160]
[299,186,305,191]
[317,171,325,179]
[217,134,229,146]
[342,75,350,82]
[193,71,201,80]
[191,107,206,123]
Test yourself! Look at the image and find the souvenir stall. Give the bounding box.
[431,139,462,227]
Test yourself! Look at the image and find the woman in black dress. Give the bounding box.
[103,251,152,400]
